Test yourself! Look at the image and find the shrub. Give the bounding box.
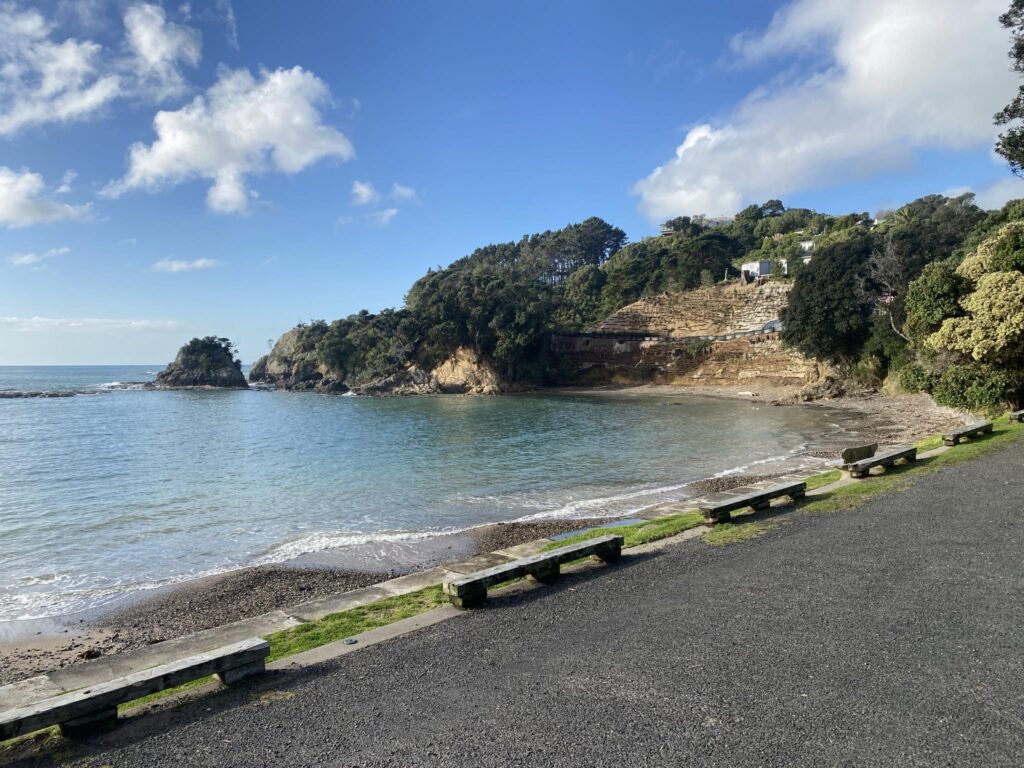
[898,365,937,394]
[932,364,1015,414]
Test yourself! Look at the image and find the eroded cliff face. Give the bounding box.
[551,334,819,393]
[552,281,823,396]
[249,339,510,396]
[592,282,792,337]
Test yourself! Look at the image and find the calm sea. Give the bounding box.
[0,366,842,623]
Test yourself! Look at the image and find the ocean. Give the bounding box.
[0,366,842,624]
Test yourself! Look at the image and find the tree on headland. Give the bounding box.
[996,0,1024,174]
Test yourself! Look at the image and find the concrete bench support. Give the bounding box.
[844,445,917,479]
[442,534,624,609]
[1009,410,1024,423]
[942,421,993,447]
[0,637,269,741]
[698,480,806,525]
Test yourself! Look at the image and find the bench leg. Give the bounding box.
[943,437,958,447]
[703,510,729,525]
[751,499,771,511]
[59,707,118,739]
[594,544,622,563]
[217,659,266,685]
[449,584,487,609]
[530,562,560,584]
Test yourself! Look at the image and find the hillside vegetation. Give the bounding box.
[252,195,1024,409]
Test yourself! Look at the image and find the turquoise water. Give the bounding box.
[0,366,841,622]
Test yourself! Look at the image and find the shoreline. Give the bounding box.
[0,389,966,687]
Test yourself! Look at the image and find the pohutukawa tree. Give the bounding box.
[995,0,1024,173]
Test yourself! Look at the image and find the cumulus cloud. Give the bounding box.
[634,0,1019,220]
[150,257,222,272]
[9,246,70,266]
[351,180,379,205]
[0,2,202,136]
[105,66,354,214]
[0,315,181,332]
[391,182,417,202]
[0,167,91,227]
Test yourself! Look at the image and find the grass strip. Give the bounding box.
[265,586,446,662]
[539,512,705,554]
[118,586,447,712]
[805,469,842,490]
[703,521,775,546]
[801,418,1023,515]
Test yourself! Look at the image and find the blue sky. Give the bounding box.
[0,0,1020,364]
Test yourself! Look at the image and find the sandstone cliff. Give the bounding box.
[554,280,823,397]
[592,281,791,337]
[249,338,509,396]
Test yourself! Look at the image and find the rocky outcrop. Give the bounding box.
[249,339,510,396]
[248,329,344,392]
[156,337,248,389]
[431,347,504,394]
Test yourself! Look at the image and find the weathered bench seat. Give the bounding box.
[844,445,917,479]
[698,480,806,525]
[942,421,993,446]
[0,637,269,741]
[442,534,623,609]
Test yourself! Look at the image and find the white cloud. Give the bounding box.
[945,178,1024,211]
[123,3,201,100]
[105,66,354,214]
[215,0,238,49]
[55,170,77,194]
[634,0,1019,220]
[0,315,181,332]
[9,246,70,266]
[150,257,222,272]
[0,167,91,227]
[366,208,398,226]
[351,180,379,205]
[391,182,417,202]
[0,3,121,135]
[0,2,203,137]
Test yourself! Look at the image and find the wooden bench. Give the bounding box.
[442,534,623,609]
[942,421,994,446]
[0,637,269,741]
[1009,410,1024,423]
[844,445,916,479]
[698,480,806,525]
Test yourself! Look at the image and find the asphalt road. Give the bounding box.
[16,441,1024,767]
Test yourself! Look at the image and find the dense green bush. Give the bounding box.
[898,365,937,394]
[932,364,1016,414]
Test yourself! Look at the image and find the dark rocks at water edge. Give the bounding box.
[155,336,248,389]
[0,390,106,398]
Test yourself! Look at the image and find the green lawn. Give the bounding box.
[540,511,705,553]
